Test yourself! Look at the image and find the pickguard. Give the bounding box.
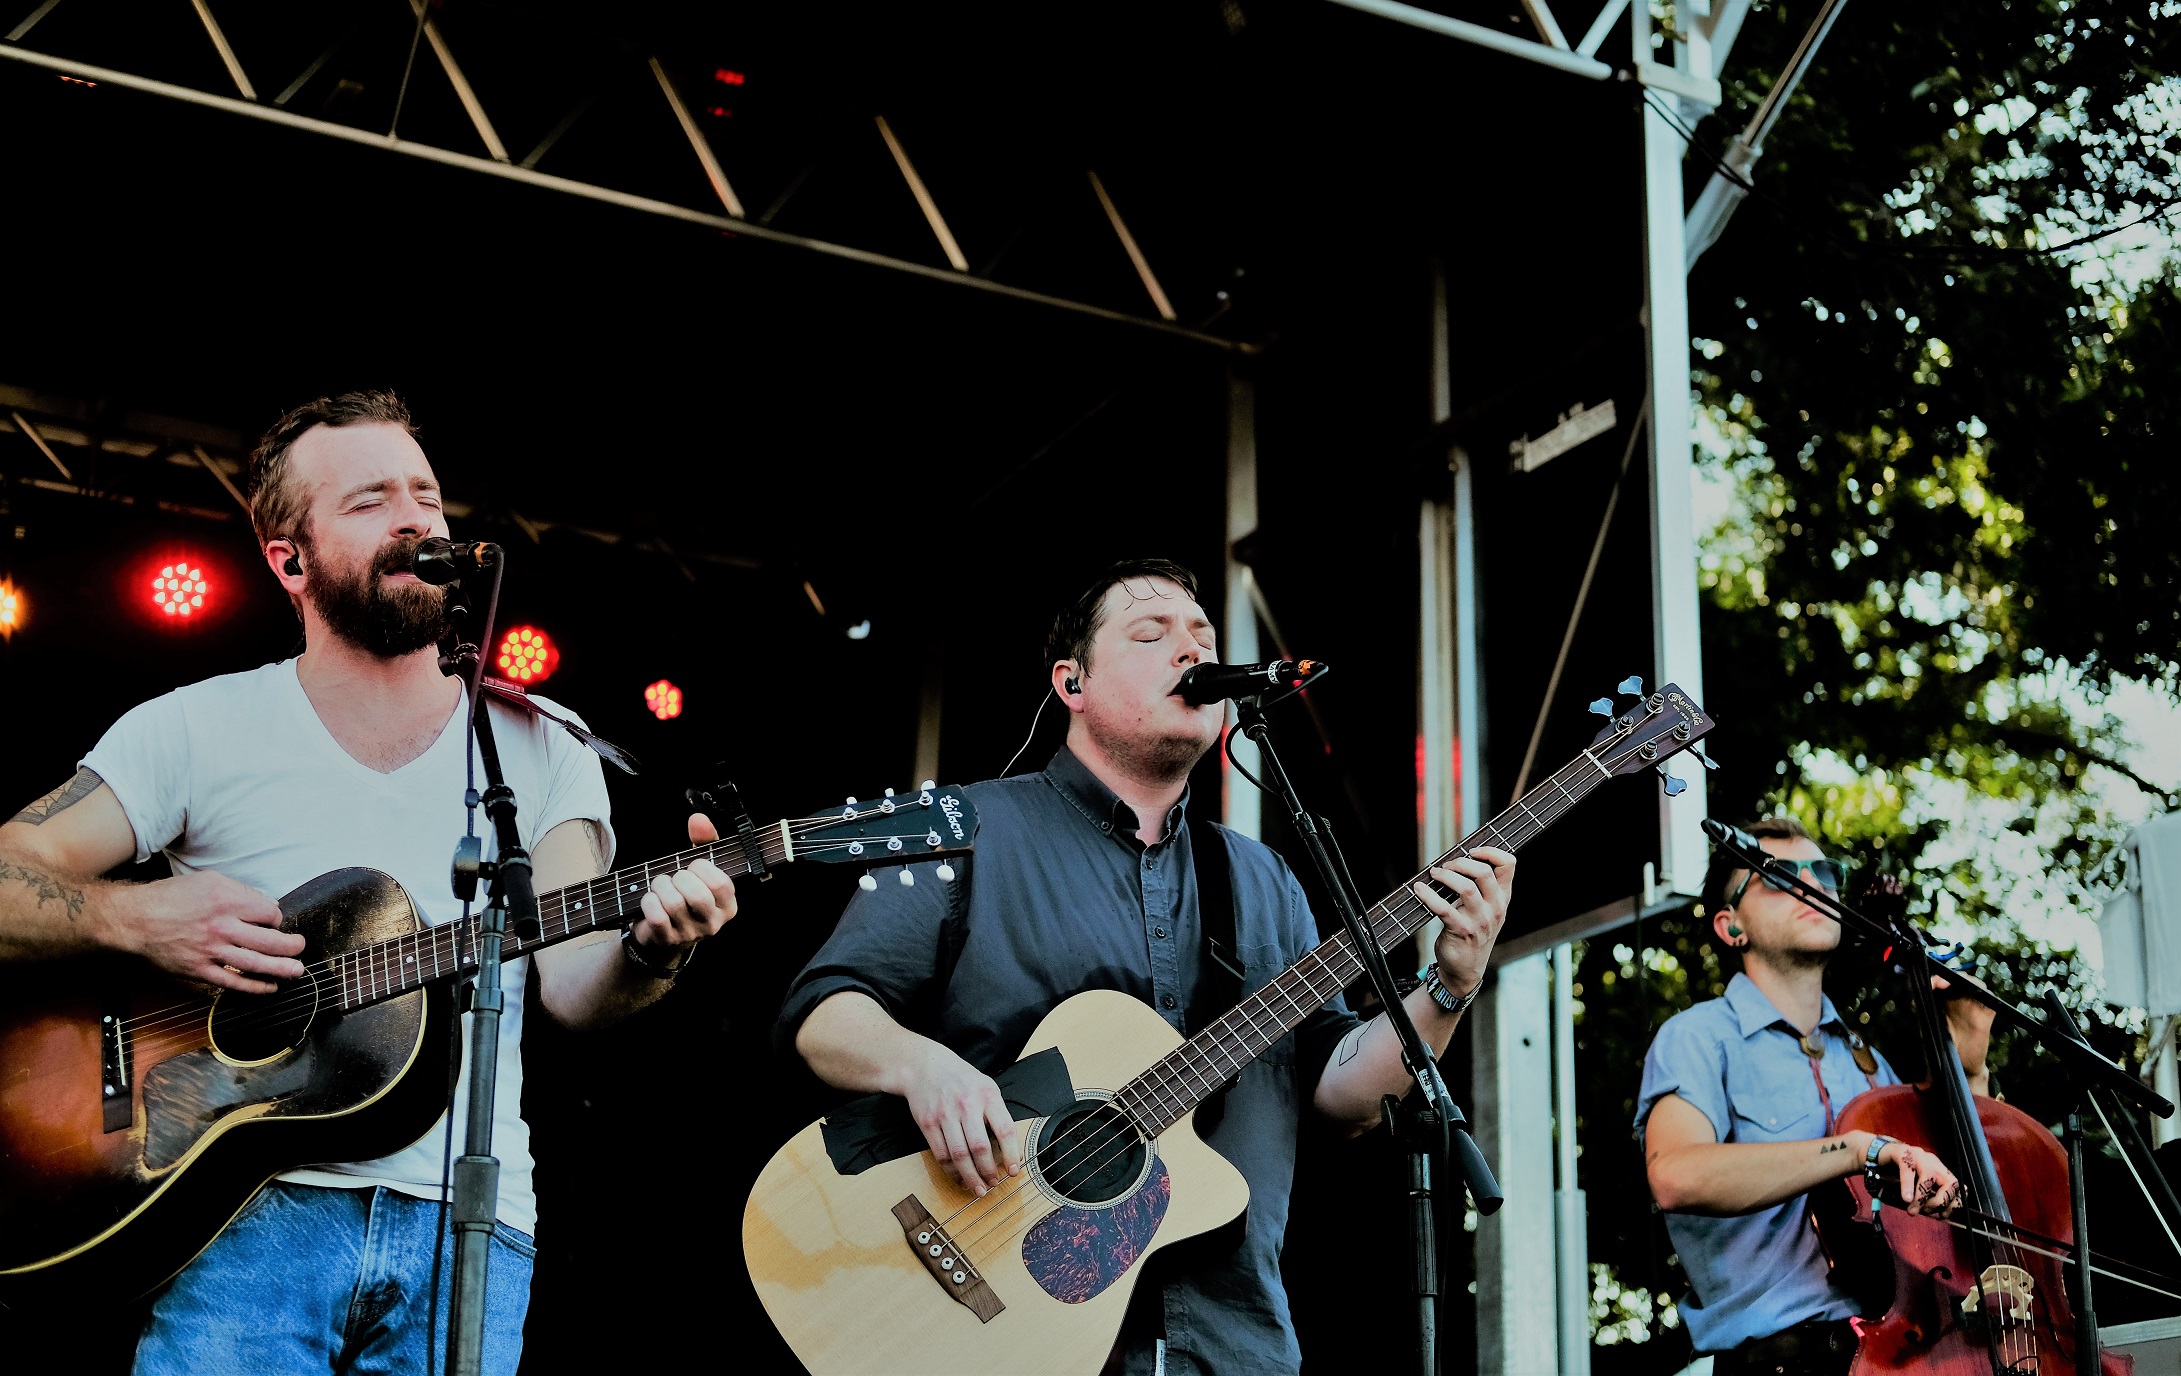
[1020,1159,1171,1304]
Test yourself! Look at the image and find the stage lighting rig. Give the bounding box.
[643,680,683,720]
[495,626,559,684]
[149,561,209,619]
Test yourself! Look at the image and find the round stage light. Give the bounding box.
[495,626,560,684]
[149,561,210,619]
[0,578,22,639]
[644,679,683,721]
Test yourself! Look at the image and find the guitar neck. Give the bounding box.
[1114,749,1614,1136]
[325,827,794,1013]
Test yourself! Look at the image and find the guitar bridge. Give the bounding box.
[892,1195,1004,1323]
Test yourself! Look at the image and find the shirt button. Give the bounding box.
[1154,926,1167,939]
[1162,994,1177,1010]
[1768,1117,1779,1127]
[1100,822,1113,834]
[1146,858,1157,870]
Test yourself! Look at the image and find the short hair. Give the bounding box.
[247,390,416,548]
[1043,558,1202,674]
[1700,815,1813,917]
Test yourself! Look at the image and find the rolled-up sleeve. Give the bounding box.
[1635,1013,1731,1145]
[775,855,961,1055]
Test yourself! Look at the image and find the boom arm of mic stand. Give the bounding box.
[1702,825,2173,1118]
[1234,700,1503,1213]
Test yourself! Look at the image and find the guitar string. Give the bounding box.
[103,829,901,1049]
[105,799,913,1040]
[932,732,1635,1256]
[938,733,1645,1263]
[108,803,953,1043]
[955,752,1621,1267]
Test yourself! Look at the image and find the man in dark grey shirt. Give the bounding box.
[780,559,1515,1375]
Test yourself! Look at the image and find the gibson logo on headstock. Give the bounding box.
[939,795,967,841]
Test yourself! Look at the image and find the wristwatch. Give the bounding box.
[1417,962,1480,1018]
[1863,1134,1894,1219]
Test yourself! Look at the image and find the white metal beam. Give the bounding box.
[1089,171,1177,322]
[1474,952,1560,1376]
[406,0,509,162]
[1637,0,1712,896]
[0,44,1236,349]
[1574,0,1630,57]
[1553,945,1592,1376]
[652,57,742,216]
[1224,367,1262,840]
[1518,0,1571,50]
[187,0,255,101]
[1323,0,1612,81]
[878,116,969,272]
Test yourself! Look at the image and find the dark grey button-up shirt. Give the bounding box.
[779,747,1360,1376]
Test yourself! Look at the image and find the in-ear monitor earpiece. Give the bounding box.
[283,554,301,577]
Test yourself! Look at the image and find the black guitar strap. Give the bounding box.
[478,677,641,775]
[1189,822,1245,1133]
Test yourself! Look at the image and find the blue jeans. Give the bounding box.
[133,1182,534,1376]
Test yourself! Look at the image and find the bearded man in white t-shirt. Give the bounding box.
[0,390,736,1374]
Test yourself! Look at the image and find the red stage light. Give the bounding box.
[495,626,560,684]
[712,68,745,86]
[149,562,210,619]
[644,679,683,721]
[0,578,23,639]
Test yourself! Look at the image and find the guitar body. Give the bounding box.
[0,868,452,1309]
[745,990,1252,1376]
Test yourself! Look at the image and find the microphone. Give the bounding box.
[1701,817,1764,855]
[408,537,499,586]
[1172,659,1325,706]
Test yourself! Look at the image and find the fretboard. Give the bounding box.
[323,830,792,1013]
[1114,746,1615,1136]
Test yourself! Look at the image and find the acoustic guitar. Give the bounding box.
[744,685,1715,1375]
[0,783,979,1308]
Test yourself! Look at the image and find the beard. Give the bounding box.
[304,534,450,659]
[1081,702,1217,786]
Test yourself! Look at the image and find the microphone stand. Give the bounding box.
[1232,687,1501,1376]
[435,544,539,1376]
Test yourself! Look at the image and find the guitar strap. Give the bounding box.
[478,676,641,775]
[1189,822,1244,1133]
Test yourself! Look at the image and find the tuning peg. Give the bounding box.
[899,868,915,887]
[1691,744,1721,771]
[920,780,936,790]
[884,787,896,797]
[1618,675,1645,696]
[936,863,956,882]
[858,873,878,892]
[1588,697,1614,717]
[846,796,858,806]
[1656,765,1687,797]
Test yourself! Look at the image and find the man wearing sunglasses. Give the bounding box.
[1634,816,1967,1376]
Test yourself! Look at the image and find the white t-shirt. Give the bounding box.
[82,659,616,1237]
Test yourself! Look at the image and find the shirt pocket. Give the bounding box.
[1727,1085,1820,1143]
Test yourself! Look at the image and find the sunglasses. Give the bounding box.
[1728,856,1847,908]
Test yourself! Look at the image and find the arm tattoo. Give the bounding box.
[11,768,104,827]
[0,859,88,921]
[1335,1024,1368,1066]
[1818,1138,1850,1156]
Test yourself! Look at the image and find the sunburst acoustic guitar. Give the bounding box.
[744,685,1715,1374]
[0,783,979,1309]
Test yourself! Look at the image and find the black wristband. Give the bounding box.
[620,925,695,981]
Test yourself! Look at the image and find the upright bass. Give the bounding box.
[1816,890,2130,1376]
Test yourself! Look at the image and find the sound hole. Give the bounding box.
[1035,1099,1149,1207]
[208,973,324,1064]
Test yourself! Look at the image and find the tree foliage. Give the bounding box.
[1584,1,2181,1366]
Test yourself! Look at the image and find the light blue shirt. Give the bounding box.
[1634,972,1899,1352]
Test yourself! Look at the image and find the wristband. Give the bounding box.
[1417,963,1480,1018]
[621,925,696,981]
[1863,1135,1894,1219]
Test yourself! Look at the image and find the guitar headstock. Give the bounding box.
[1585,679,1717,788]
[789,783,978,887]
